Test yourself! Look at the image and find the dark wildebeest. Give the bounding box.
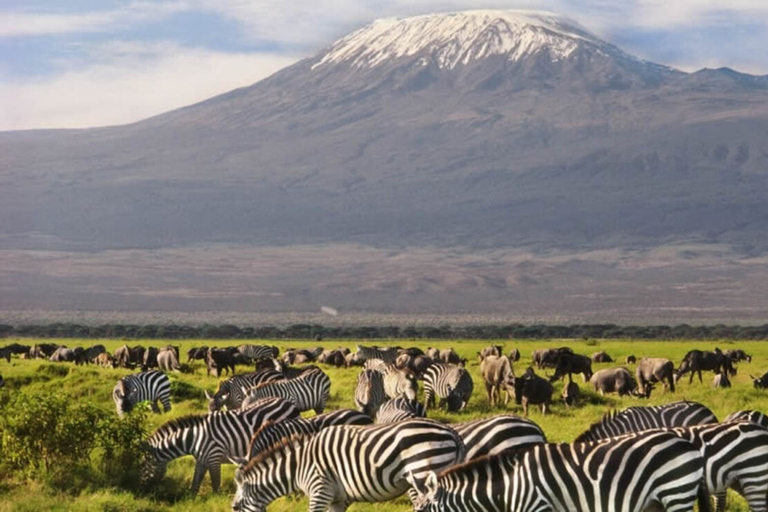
[281,349,316,365]
[562,381,579,407]
[0,347,10,363]
[397,347,424,357]
[712,372,731,388]
[532,347,572,369]
[725,349,752,363]
[395,354,434,378]
[114,345,145,369]
[50,346,86,364]
[143,346,159,370]
[207,347,236,377]
[96,352,116,368]
[84,344,106,364]
[3,343,31,357]
[480,355,514,407]
[439,348,464,366]
[513,368,553,417]
[675,348,733,384]
[158,346,182,372]
[187,346,209,363]
[477,345,503,362]
[29,343,58,359]
[589,367,651,398]
[549,352,593,383]
[508,348,521,362]
[626,355,637,365]
[318,349,347,367]
[751,371,768,389]
[591,351,613,363]
[636,357,675,394]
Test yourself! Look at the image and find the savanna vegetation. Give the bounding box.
[1,337,767,511]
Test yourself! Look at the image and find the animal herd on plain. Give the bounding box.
[3,340,768,511]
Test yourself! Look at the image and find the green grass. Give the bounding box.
[1,338,766,511]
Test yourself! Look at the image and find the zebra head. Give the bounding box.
[205,382,230,412]
[113,380,138,416]
[407,471,443,511]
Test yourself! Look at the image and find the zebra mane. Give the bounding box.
[150,414,206,439]
[241,433,310,473]
[248,419,280,455]
[573,409,620,443]
[439,446,528,478]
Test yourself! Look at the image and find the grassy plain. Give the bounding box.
[1,338,767,511]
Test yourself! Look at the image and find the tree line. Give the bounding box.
[1,322,768,340]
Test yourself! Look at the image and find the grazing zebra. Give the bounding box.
[725,409,768,428]
[241,368,331,414]
[113,370,171,417]
[356,344,399,364]
[145,396,299,495]
[355,369,386,417]
[452,415,546,461]
[206,370,284,412]
[365,358,418,400]
[423,362,473,412]
[237,344,278,363]
[246,409,372,458]
[375,398,426,424]
[574,400,718,442]
[232,418,466,512]
[409,429,710,512]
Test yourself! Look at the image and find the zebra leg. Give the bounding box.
[161,396,171,413]
[151,400,161,414]
[209,461,222,493]
[712,490,726,512]
[307,476,336,512]
[190,460,208,496]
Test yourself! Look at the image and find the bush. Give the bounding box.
[95,408,151,489]
[36,364,69,378]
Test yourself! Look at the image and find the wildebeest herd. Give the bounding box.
[3,341,768,511]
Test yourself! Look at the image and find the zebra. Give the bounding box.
[144,396,299,496]
[237,344,278,363]
[232,418,466,512]
[452,415,546,461]
[724,410,768,428]
[423,362,473,412]
[409,429,710,512]
[375,398,426,424]
[241,368,331,414]
[355,369,386,417]
[365,358,418,400]
[113,370,171,417]
[356,344,399,364]
[246,408,372,458]
[574,400,718,442]
[206,370,284,412]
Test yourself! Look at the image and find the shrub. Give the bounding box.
[36,364,70,378]
[95,408,151,489]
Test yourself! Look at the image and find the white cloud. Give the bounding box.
[0,42,299,130]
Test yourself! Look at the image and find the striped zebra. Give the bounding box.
[206,370,284,412]
[237,344,278,363]
[247,409,372,458]
[365,358,418,400]
[423,362,473,412]
[574,401,718,442]
[452,415,546,461]
[375,398,426,424]
[113,370,171,417]
[356,344,399,364]
[724,409,768,428]
[241,368,331,414]
[355,369,386,417]
[232,418,466,512]
[144,396,299,495]
[410,429,710,512]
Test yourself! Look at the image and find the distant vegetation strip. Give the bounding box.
[1,323,768,340]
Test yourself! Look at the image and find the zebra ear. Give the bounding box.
[204,390,212,400]
[406,471,427,495]
[425,471,440,496]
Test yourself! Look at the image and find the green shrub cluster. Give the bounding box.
[0,391,150,493]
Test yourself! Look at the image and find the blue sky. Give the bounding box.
[2,0,767,130]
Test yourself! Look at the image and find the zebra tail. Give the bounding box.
[697,479,712,512]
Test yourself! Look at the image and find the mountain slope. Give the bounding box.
[2,9,768,315]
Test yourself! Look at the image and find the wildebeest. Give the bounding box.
[751,371,768,389]
[83,344,106,364]
[532,347,572,369]
[395,354,434,378]
[397,347,424,357]
[591,351,613,363]
[477,345,503,361]
[207,347,236,377]
[508,348,521,362]
[675,348,733,384]
[187,346,209,363]
[439,348,465,366]
[725,349,752,363]
[281,349,315,365]
[562,381,579,407]
[636,357,675,394]
[426,348,440,359]
[96,352,116,368]
[114,345,145,369]
[50,346,86,364]
[143,346,160,370]
[549,352,593,383]
[589,367,650,397]
[158,346,182,372]
[317,349,346,367]
[2,343,31,358]
[513,367,553,417]
[480,355,514,407]
[345,352,364,367]
[29,343,58,359]
[0,347,10,363]
[712,372,731,388]
[626,355,637,365]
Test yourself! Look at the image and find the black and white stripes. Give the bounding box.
[355,369,386,417]
[423,362,473,412]
[206,370,284,412]
[241,368,331,414]
[113,370,171,417]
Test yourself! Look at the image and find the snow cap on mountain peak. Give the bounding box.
[312,9,610,71]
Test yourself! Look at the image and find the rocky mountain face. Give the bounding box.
[2,10,768,318]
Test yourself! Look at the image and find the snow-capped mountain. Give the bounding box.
[2,9,768,316]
